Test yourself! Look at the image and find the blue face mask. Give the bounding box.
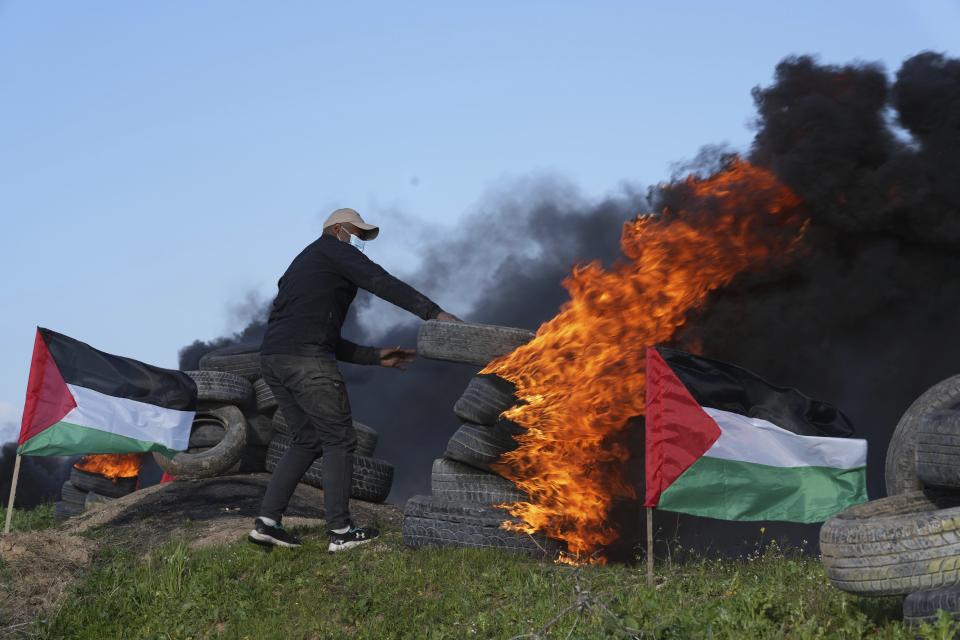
[348,233,365,253]
[340,228,365,252]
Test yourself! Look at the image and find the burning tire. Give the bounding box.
[59,480,87,506]
[265,434,393,502]
[915,412,960,489]
[430,458,527,504]
[272,411,379,457]
[70,468,138,499]
[401,495,559,558]
[885,374,960,496]
[903,586,960,628]
[444,423,517,472]
[198,345,262,381]
[184,370,254,406]
[453,375,518,425]
[253,378,277,412]
[820,489,960,596]
[152,405,247,478]
[417,320,534,366]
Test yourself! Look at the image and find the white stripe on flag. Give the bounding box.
[63,384,192,451]
[702,407,867,469]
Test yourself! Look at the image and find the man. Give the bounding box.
[249,207,460,552]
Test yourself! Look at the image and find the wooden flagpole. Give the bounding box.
[3,454,23,534]
[646,507,654,586]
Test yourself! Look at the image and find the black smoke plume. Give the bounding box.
[178,293,270,370]
[673,52,960,501]
[0,443,75,510]
[177,52,960,555]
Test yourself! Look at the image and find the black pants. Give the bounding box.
[258,354,357,530]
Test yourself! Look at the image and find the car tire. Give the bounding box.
[253,378,277,412]
[431,458,527,504]
[916,411,960,489]
[70,468,137,498]
[417,320,534,366]
[59,480,87,507]
[272,411,378,456]
[454,375,518,425]
[903,586,960,628]
[444,423,517,472]
[401,494,559,558]
[820,489,960,596]
[184,370,253,406]
[198,346,262,381]
[265,434,392,502]
[152,405,247,478]
[885,375,960,496]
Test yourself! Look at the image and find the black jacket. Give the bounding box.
[260,234,442,363]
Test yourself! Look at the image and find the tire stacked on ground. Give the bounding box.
[403,321,560,558]
[55,468,139,522]
[151,368,258,478]
[265,434,393,503]
[193,345,392,500]
[821,374,960,628]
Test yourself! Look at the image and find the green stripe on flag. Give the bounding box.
[657,455,867,523]
[17,421,179,458]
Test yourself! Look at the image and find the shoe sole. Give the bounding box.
[248,529,301,548]
[328,538,376,553]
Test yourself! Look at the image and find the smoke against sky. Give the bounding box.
[676,53,960,504]
[170,52,960,554]
[4,51,958,559]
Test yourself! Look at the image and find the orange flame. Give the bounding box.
[74,453,143,479]
[483,158,806,559]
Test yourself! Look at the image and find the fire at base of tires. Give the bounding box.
[402,321,562,557]
[821,374,960,629]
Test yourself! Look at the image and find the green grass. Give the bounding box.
[31,526,960,640]
[0,503,55,533]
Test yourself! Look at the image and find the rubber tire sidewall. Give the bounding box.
[152,405,247,478]
[885,374,960,496]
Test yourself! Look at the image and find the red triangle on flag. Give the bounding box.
[644,347,722,507]
[18,329,77,446]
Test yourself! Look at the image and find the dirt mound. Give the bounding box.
[0,474,402,627]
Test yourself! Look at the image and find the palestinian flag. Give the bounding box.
[17,328,195,457]
[644,347,867,523]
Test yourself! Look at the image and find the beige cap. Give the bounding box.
[322,207,380,240]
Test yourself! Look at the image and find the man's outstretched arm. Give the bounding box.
[332,244,457,320]
[336,339,417,369]
[335,339,381,365]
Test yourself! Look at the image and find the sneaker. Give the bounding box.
[327,524,379,553]
[248,518,302,548]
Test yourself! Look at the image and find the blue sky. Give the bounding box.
[1,1,957,444]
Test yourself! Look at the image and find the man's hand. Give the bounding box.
[379,347,417,369]
[436,311,464,323]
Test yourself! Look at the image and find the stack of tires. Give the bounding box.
[181,344,395,504]
[402,321,560,558]
[152,346,275,479]
[821,374,960,629]
[55,468,138,522]
[266,412,394,504]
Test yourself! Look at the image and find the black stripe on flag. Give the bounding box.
[655,347,854,438]
[40,328,198,411]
